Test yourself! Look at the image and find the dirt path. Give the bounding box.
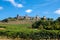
[0,39,12,40]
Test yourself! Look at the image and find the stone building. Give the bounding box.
[43,16,46,20]
[16,14,40,21]
[36,15,40,21]
[24,14,31,20]
[33,15,40,21]
[16,14,24,20]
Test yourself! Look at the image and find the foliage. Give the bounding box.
[32,17,60,30]
[0,17,60,39]
[2,19,8,22]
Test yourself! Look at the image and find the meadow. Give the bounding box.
[0,24,60,40]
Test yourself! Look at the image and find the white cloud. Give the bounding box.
[17,4,23,8]
[25,9,32,13]
[0,6,3,10]
[4,0,23,8]
[54,9,60,14]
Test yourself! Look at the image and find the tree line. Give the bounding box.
[32,17,60,30]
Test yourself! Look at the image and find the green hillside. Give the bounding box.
[0,17,60,40]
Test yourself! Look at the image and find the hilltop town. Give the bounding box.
[0,14,47,24]
[9,14,46,20]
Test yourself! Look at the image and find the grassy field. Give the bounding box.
[0,24,40,33]
[0,24,58,40]
[0,23,59,33]
[0,24,31,31]
[0,24,40,40]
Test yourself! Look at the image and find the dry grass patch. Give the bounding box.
[0,28,5,30]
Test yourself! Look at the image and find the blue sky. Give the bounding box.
[0,0,60,20]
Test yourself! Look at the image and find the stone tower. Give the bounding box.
[16,14,20,19]
[24,14,30,20]
[43,16,46,20]
[36,15,40,21]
